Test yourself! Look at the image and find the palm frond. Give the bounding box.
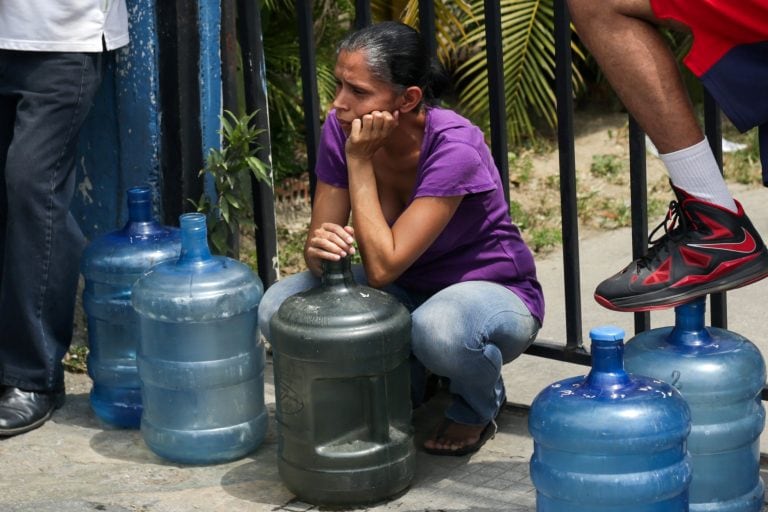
[457,0,585,144]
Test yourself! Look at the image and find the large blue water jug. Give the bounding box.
[81,186,181,428]
[131,212,266,464]
[269,257,415,506]
[624,297,766,511]
[529,326,692,511]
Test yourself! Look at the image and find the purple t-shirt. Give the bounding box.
[315,107,544,324]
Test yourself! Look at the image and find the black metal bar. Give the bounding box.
[554,1,583,351]
[525,340,591,366]
[157,0,203,225]
[297,0,321,203]
[483,0,510,201]
[221,0,241,258]
[418,0,437,62]
[628,116,651,333]
[237,0,279,287]
[354,0,372,30]
[220,0,239,116]
[704,91,727,328]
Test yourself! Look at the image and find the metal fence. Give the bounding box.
[240,1,735,374]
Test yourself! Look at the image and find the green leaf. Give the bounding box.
[456,0,586,144]
[195,110,272,257]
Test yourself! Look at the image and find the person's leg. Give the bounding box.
[411,281,540,454]
[567,0,768,311]
[0,51,103,435]
[566,0,702,153]
[567,0,734,208]
[0,65,14,309]
[0,58,13,397]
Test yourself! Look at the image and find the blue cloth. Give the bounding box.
[698,41,768,185]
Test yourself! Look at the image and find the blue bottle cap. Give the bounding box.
[589,325,625,343]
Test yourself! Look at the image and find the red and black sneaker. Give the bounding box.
[595,185,768,312]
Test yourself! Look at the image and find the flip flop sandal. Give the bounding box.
[423,418,498,457]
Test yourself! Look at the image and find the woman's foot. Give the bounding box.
[423,418,497,456]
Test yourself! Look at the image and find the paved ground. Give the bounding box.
[2,184,768,511]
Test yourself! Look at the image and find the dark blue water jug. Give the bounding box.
[529,326,692,511]
[132,212,266,464]
[270,257,415,506]
[81,186,181,428]
[624,297,766,511]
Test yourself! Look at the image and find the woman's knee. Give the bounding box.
[410,318,457,374]
[411,317,502,383]
[257,271,318,341]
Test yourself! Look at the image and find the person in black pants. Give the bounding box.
[0,0,129,436]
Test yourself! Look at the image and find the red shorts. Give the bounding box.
[650,0,768,183]
[650,0,768,76]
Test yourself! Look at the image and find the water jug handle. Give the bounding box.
[368,376,390,443]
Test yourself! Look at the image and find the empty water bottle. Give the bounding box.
[529,326,692,511]
[81,186,180,427]
[270,257,415,506]
[132,212,266,464]
[625,297,766,511]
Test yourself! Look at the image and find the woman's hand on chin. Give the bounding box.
[345,110,399,161]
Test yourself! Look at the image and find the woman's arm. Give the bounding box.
[303,181,354,276]
[352,180,461,288]
[346,111,462,288]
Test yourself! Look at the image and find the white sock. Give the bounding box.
[660,137,737,212]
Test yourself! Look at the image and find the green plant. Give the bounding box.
[455,0,586,144]
[528,226,562,253]
[193,110,271,256]
[723,129,761,186]
[509,151,534,186]
[590,154,623,178]
[509,199,562,254]
[261,0,355,182]
[64,344,88,374]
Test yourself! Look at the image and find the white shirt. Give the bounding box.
[0,0,129,52]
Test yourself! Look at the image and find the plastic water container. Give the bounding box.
[270,257,415,506]
[132,212,266,464]
[529,326,692,511]
[624,297,766,511]
[81,186,181,428]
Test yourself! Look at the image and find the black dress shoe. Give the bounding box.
[0,387,65,437]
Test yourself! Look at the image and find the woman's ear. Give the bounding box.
[398,86,423,113]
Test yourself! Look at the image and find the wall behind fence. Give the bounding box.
[72,0,222,240]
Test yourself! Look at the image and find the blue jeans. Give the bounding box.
[0,51,103,392]
[258,266,541,426]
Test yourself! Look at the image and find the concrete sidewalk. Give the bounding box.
[0,366,542,512]
[2,184,768,511]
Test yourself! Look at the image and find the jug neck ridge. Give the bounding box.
[126,186,154,223]
[178,213,213,264]
[587,326,631,390]
[321,257,357,288]
[668,296,712,347]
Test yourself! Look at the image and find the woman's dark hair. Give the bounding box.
[337,21,449,106]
